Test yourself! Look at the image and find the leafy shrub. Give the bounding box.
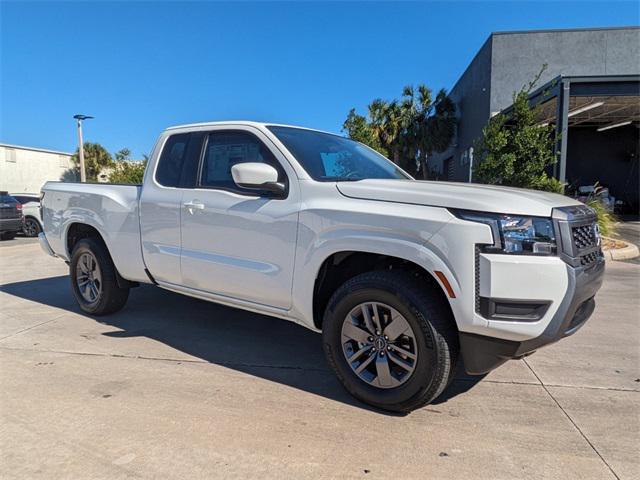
[587,199,618,237]
[474,65,564,193]
[108,160,147,184]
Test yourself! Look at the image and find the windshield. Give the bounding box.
[267,126,411,182]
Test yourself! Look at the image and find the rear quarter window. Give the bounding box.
[155,132,204,188]
[156,134,190,187]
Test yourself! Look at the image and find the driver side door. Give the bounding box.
[180,127,300,310]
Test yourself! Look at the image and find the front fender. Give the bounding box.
[289,205,465,331]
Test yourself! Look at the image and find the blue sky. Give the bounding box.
[1,1,638,158]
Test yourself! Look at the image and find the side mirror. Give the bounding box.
[231,162,286,196]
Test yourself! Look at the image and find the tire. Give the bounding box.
[23,217,42,237]
[322,270,459,413]
[0,232,16,240]
[70,238,129,315]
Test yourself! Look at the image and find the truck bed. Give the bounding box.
[40,182,148,283]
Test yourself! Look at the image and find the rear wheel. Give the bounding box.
[23,217,41,237]
[322,270,458,413]
[70,238,129,315]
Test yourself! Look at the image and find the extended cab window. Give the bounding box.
[156,132,204,188]
[199,131,286,193]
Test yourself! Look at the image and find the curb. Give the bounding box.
[602,236,640,261]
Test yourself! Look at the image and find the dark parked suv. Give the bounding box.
[0,192,24,240]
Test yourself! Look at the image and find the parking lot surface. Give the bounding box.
[1,238,639,479]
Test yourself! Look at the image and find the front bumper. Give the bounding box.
[460,255,605,375]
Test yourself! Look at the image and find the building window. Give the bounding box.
[5,148,16,163]
[59,155,68,168]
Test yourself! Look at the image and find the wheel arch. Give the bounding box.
[66,222,108,258]
[311,249,458,331]
[24,214,42,224]
[65,222,137,289]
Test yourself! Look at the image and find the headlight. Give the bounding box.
[453,210,556,255]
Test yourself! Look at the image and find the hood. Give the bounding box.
[336,179,579,217]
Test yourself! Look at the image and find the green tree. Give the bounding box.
[368,99,404,167]
[114,148,131,162]
[399,85,457,179]
[343,84,457,178]
[474,66,563,193]
[69,142,114,182]
[108,160,147,184]
[425,90,456,172]
[342,109,386,156]
[109,148,147,184]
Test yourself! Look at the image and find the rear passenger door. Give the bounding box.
[139,131,204,284]
[179,127,300,310]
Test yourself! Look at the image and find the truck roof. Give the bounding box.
[164,121,338,136]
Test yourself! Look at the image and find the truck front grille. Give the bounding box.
[554,205,603,269]
[580,251,599,266]
[572,224,597,250]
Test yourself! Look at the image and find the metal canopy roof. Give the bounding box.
[537,94,640,129]
[499,74,640,185]
[502,75,640,130]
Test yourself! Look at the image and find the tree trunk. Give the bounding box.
[419,151,428,180]
[393,148,400,165]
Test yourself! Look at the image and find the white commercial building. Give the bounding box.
[0,143,75,194]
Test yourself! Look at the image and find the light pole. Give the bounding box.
[73,114,93,182]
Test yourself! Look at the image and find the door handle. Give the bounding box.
[184,200,205,212]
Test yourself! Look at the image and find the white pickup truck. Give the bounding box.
[40,122,605,412]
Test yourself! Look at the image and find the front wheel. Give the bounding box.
[70,238,129,315]
[322,270,459,413]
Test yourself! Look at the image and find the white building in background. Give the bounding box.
[0,143,75,193]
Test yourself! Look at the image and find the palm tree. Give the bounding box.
[405,86,456,180]
[424,90,456,178]
[367,98,387,146]
[71,142,114,182]
[399,84,432,177]
[385,101,404,166]
[347,85,456,180]
[368,99,403,165]
[410,85,432,179]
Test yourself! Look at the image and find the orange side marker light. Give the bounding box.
[434,271,456,298]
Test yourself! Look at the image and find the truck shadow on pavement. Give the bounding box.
[1,275,483,414]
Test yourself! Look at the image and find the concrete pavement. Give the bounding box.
[615,219,640,265]
[616,217,639,249]
[1,239,638,479]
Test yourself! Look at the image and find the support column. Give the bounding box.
[555,80,570,189]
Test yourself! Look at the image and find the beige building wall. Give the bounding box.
[0,144,74,193]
